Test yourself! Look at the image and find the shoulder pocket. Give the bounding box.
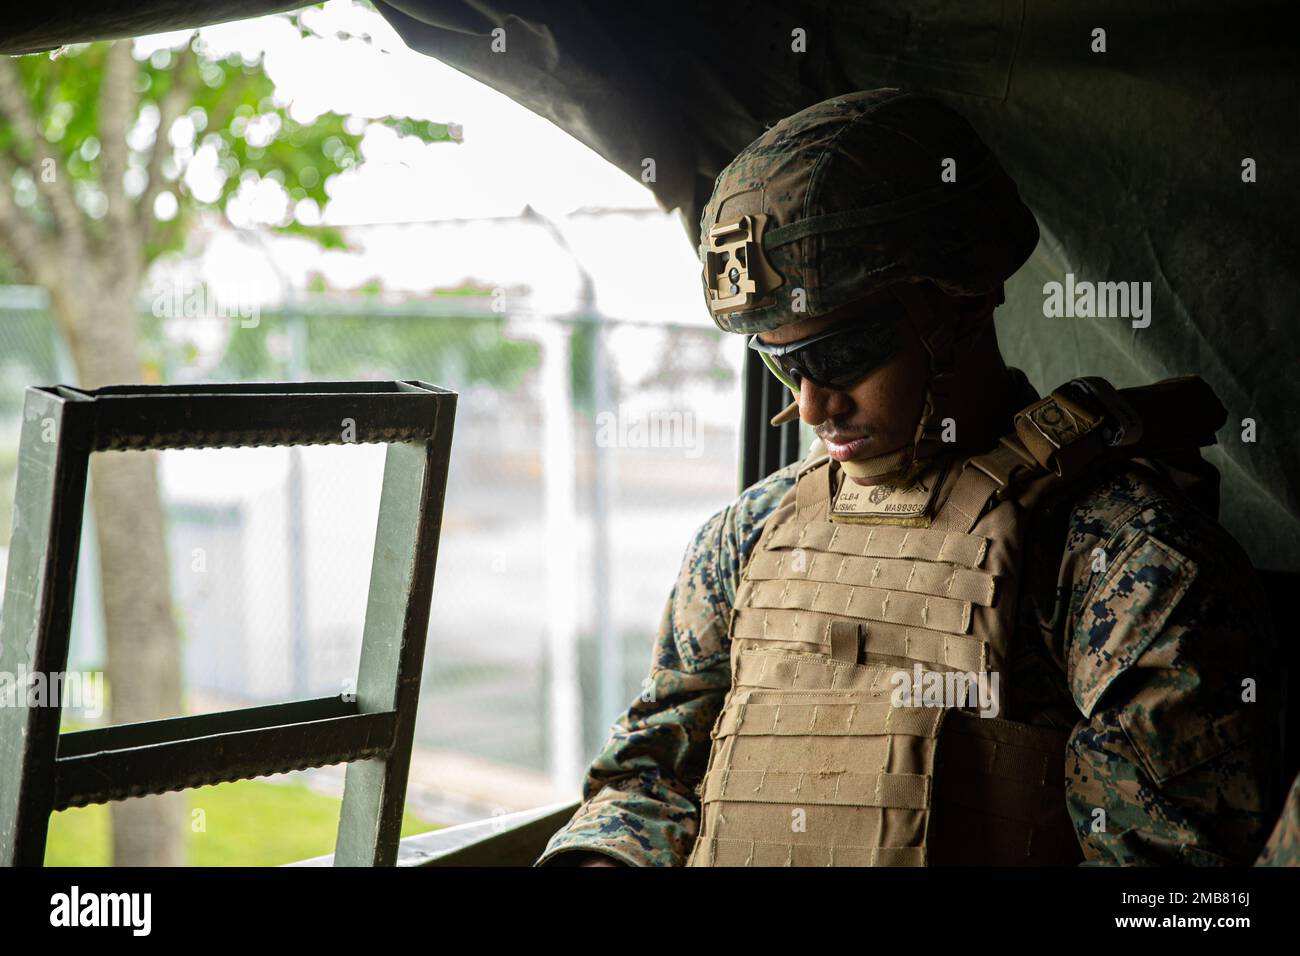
[1069,530,1197,718]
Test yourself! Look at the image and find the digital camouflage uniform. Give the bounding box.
[538,89,1283,866]
[538,430,1280,866]
[1256,771,1300,866]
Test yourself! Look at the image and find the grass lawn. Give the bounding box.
[44,777,439,866]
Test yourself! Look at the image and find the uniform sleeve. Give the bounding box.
[536,465,798,866]
[1256,771,1300,866]
[1058,474,1281,866]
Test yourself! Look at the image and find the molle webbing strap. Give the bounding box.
[689,690,948,868]
[731,620,989,677]
[714,696,943,739]
[794,458,834,514]
[767,516,990,568]
[701,769,930,809]
[932,441,1033,533]
[691,838,926,867]
[745,578,973,634]
[932,436,1072,535]
[745,550,998,606]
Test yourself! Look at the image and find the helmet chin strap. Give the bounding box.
[838,282,970,485]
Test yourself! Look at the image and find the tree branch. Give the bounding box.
[0,54,89,260]
[98,39,137,278]
[138,44,195,252]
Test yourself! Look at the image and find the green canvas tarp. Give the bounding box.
[4,0,1297,569]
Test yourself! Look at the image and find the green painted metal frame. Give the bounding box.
[289,800,583,867]
[0,381,457,866]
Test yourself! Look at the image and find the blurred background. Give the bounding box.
[0,0,765,864]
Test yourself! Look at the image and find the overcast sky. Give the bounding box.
[138,0,712,338]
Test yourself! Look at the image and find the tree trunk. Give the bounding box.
[61,290,186,867]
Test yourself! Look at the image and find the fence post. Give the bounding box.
[537,317,582,790]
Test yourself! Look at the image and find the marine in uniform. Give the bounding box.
[539,89,1282,866]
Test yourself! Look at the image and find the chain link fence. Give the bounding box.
[0,286,744,807]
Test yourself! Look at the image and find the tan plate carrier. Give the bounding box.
[686,376,1225,866]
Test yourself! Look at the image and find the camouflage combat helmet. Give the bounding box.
[698,88,1038,334]
[699,89,1040,483]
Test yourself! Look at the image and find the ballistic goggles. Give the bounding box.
[747,294,908,392]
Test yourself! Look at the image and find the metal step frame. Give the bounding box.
[0,381,457,866]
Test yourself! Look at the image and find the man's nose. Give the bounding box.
[798,378,853,427]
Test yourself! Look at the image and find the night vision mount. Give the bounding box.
[702,214,784,316]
